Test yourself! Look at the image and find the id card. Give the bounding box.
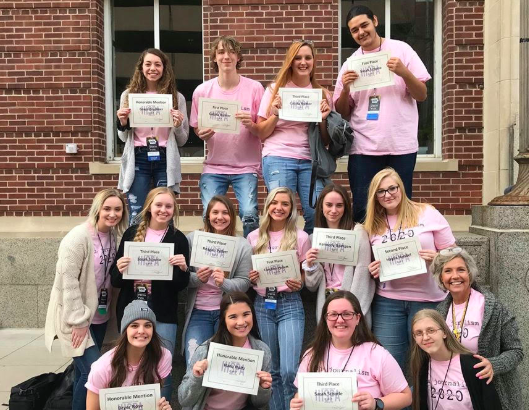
[366,95,380,120]
[97,288,108,315]
[264,287,277,310]
[134,281,152,302]
[147,136,160,161]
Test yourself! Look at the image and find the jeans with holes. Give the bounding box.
[262,156,324,235]
[184,309,220,365]
[200,173,259,237]
[127,148,168,224]
[254,292,304,410]
[155,321,177,401]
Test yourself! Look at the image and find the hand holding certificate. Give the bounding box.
[372,237,427,282]
[312,228,360,266]
[198,98,240,133]
[128,93,173,128]
[278,88,322,122]
[346,51,394,92]
[251,250,301,288]
[298,373,358,410]
[99,384,160,410]
[123,242,174,281]
[190,231,238,272]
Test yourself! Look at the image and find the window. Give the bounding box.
[105,0,204,161]
[340,0,440,156]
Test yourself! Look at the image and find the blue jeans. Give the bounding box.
[262,156,324,235]
[127,147,168,224]
[156,321,177,401]
[184,309,220,365]
[347,152,417,223]
[72,322,107,410]
[371,294,437,372]
[200,173,259,237]
[255,292,305,410]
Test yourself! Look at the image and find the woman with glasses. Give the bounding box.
[431,248,523,409]
[364,168,456,372]
[254,39,332,234]
[409,309,502,409]
[290,291,412,410]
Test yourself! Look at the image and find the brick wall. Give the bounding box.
[0,0,484,218]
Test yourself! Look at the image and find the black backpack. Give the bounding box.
[43,364,74,409]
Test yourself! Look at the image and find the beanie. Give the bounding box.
[120,300,157,333]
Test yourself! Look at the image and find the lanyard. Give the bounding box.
[97,230,112,284]
[326,343,355,372]
[429,353,453,410]
[451,290,471,342]
[385,211,403,241]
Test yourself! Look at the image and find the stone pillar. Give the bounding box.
[470,205,529,407]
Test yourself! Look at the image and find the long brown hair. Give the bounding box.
[133,187,179,242]
[124,48,179,109]
[304,291,379,372]
[109,321,164,388]
[314,184,354,230]
[409,309,472,409]
[204,195,237,237]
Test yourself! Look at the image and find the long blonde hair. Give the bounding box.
[253,187,298,255]
[133,187,179,242]
[364,167,426,237]
[266,40,329,116]
[409,309,472,410]
[87,188,128,236]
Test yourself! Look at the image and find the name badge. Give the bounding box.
[265,287,277,310]
[134,282,152,302]
[98,288,108,315]
[147,136,160,161]
[366,95,380,120]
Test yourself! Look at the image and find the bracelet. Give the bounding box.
[302,260,319,272]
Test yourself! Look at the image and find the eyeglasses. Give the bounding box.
[413,328,441,339]
[439,247,463,256]
[375,185,399,198]
[325,311,357,321]
[292,39,315,46]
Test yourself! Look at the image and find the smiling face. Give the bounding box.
[326,298,360,343]
[126,319,153,348]
[322,191,345,228]
[209,201,231,234]
[441,257,471,299]
[376,176,402,215]
[215,41,240,73]
[291,45,314,80]
[347,14,379,51]
[268,192,292,224]
[413,317,447,358]
[225,302,253,342]
[149,193,175,229]
[142,53,164,84]
[97,196,124,232]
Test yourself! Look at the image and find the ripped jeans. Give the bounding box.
[200,172,259,237]
[127,147,168,224]
[184,308,220,364]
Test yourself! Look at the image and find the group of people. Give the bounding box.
[42,3,524,410]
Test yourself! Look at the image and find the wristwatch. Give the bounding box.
[374,398,385,410]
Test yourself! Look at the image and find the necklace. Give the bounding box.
[385,211,403,241]
[361,36,382,54]
[429,352,453,410]
[326,342,355,372]
[451,290,471,342]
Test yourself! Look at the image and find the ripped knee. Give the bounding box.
[187,338,198,359]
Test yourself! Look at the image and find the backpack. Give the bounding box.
[43,364,74,409]
[9,372,58,410]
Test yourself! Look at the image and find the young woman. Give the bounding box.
[111,187,190,401]
[334,5,431,222]
[116,48,189,223]
[364,168,456,371]
[255,40,332,234]
[182,195,252,363]
[431,248,523,409]
[410,309,502,409]
[178,292,272,410]
[290,291,412,410]
[85,301,173,410]
[247,187,311,410]
[304,183,375,326]
[44,188,128,410]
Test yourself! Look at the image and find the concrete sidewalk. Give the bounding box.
[0,328,71,409]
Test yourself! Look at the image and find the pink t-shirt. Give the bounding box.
[247,228,311,297]
[445,289,484,353]
[189,76,264,175]
[428,354,472,410]
[324,263,346,289]
[205,338,252,410]
[133,92,171,148]
[92,230,116,324]
[195,275,223,311]
[85,346,172,394]
[333,39,431,156]
[370,206,455,302]
[295,342,408,398]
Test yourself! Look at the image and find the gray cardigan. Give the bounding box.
[117,89,189,194]
[305,224,375,328]
[181,231,252,354]
[178,335,272,410]
[437,283,524,409]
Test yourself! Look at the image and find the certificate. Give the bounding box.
[312,228,360,266]
[128,93,173,128]
[202,342,264,395]
[278,88,322,122]
[298,373,358,410]
[372,237,427,282]
[190,231,238,272]
[251,250,301,288]
[198,98,240,133]
[346,51,395,92]
[123,241,174,281]
[99,383,160,410]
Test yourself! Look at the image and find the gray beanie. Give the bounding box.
[120,300,157,333]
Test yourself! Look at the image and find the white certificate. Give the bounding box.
[202,342,264,395]
[278,88,322,122]
[346,51,395,92]
[251,250,301,288]
[128,93,173,128]
[99,383,160,410]
[123,241,174,281]
[198,97,240,133]
[312,228,360,266]
[298,372,358,410]
[372,237,427,282]
[190,231,238,272]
